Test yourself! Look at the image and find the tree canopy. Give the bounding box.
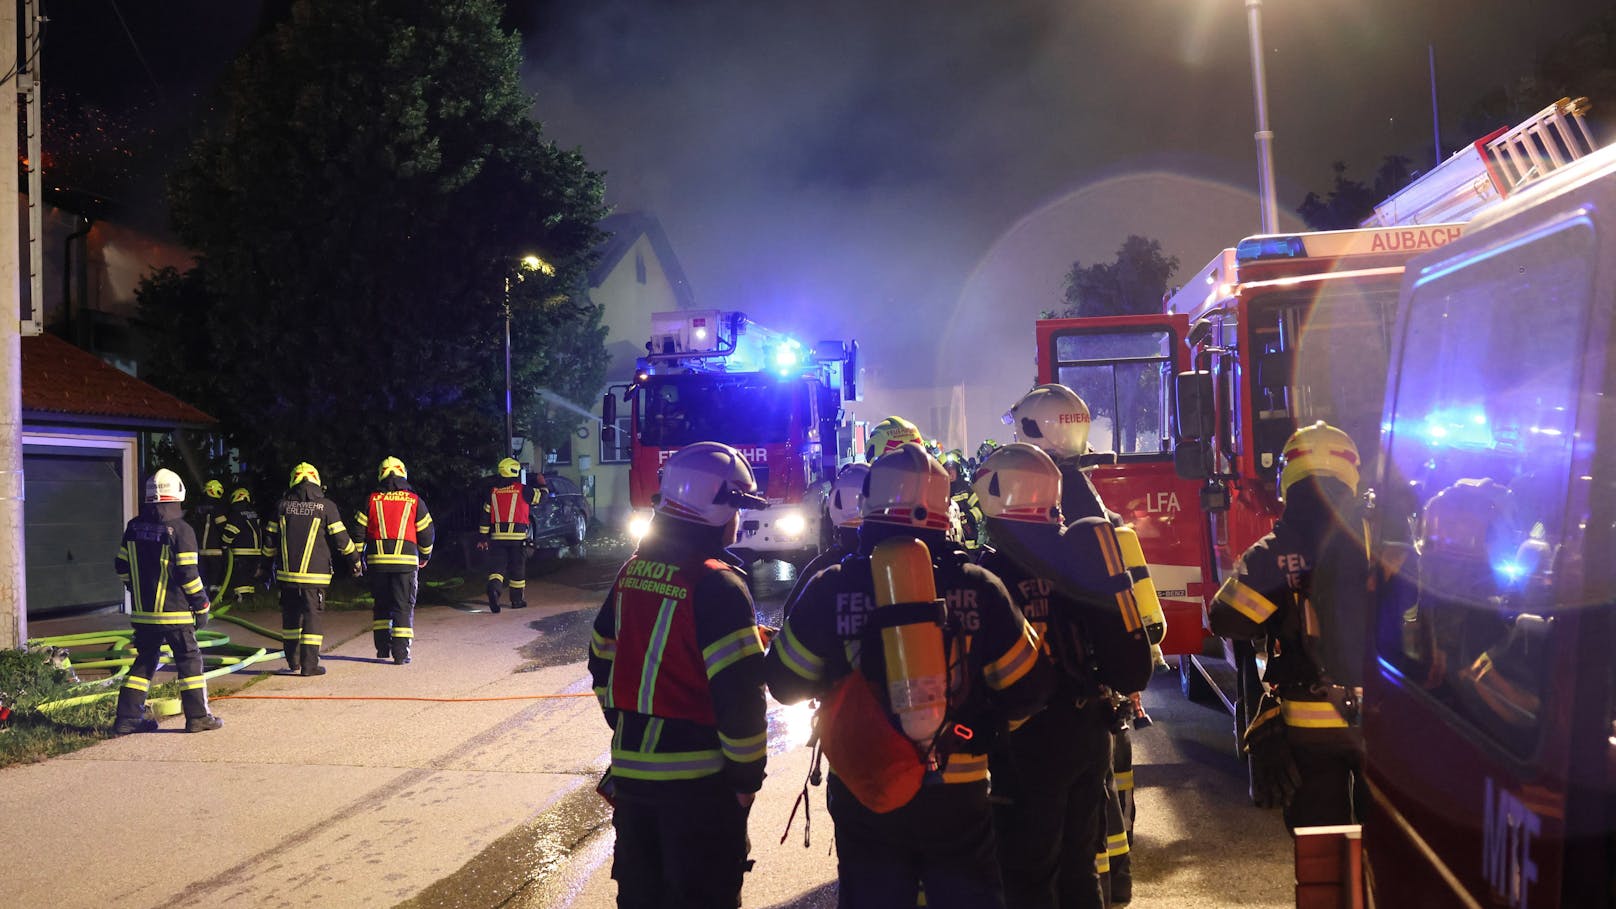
[1295,155,1413,231]
[142,0,609,506]
[1058,236,1179,318]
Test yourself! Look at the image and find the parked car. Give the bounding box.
[442,470,592,569]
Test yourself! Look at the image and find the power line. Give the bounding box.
[107,0,163,100]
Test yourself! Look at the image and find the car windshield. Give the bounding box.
[639,376,796,446]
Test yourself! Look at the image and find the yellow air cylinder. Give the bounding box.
[871,537,948,745]
[1115,525,1166,645]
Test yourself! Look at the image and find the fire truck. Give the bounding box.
[1033,99,1601,750]
[603,309,859,565]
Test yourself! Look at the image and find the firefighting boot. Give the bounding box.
[374,628,392,661]
[283,632,302,673]
[112,688,158,735]
[186,714,224,733]
[486,578,502,613]
[300,643,326,677]
[391,637,411,665]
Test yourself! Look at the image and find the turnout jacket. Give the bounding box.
[979,516,1153,702]
[766,523,1053,784]
[1056,458,1122,527]
[780,526,857,619]
[263,480,360,587]
[480,476,547,542]
[220,498,264,559]
[196,497,229,559]
[115,501,209,624]
[1209,480,1370,732]
[588,515,768,795]
[355,476,436,571]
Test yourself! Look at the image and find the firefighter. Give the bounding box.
[263,462,362,677]
[766,442,1052,908]
[974,444,1154,909]
[783,462,868,617]
[866,415,924,462]
[218,486,266,602]
[943,449,984,551]
[196,478,230,599]
[1008,383,1144,899]
[355,456,435,665]
[586,442,769,909]
[112,469,223,734]
[478,457,546,613]
[1208,421,1371,830]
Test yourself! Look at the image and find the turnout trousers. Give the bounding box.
[1102,724,1135,903]
[115,624,210,722]
[610,776,751,909]
[370,570,418,661]
[486,540,529,609]
[1284,738,1365,830]
[992,700,1114,909]
[279,586,326,674]
[222,552,267,599]
[827,774,1007,909]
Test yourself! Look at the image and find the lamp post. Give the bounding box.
[1244,0,1279,233]
[504,254,553,457]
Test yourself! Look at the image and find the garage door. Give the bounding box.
[25,454,126,614]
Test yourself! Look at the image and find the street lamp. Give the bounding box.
[1244,0,1279,233]
[504,254,556,456]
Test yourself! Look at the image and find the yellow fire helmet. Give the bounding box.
[866,416,923,462]
[1278,421,1360,498]
[290,462,322,488]
[378,456,408,482]
[203,479,224,500]
[230,487,252,504]
[497,457,522,478]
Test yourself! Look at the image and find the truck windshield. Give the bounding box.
[639,376,796,447]
[1052,330,1175,457]
[1246,278,1401,481]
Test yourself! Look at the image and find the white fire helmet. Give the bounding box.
[1007,384,1092,459]
[657,442,769,527]
[863,443,951,531]
[973,443,1062,524]
[145,468,186,504]
[827,463,870,528]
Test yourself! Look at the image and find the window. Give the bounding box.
[1374,218,1596,756]
[1052,329,1174,458]
[635,252,647,285]
[549,438,573,467]
[600,415,632,464]
[639,376,796,447]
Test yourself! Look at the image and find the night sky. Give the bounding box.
[49,0,1616,440]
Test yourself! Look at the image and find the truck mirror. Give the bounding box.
[602,392,617,426]
[1199,479,1230,514]
[1174,371,1215,440]
[1173,439,1209,481]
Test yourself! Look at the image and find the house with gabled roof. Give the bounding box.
[20,332,213,615]
[547,212,696,529]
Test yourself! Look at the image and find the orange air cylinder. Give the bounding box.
[1115,525,1166,645]
[871,537,948,745]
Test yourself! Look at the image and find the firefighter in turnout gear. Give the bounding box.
[587,442,769,909]
[866,415,925,462]
[218,487,266,602]
[783,462,869,617]
[196,478,229,598]
[766,443,1053,908]
[974,444,1153,909]
[1208,422,1370,829]
[355,456,435,665]
[112,469,223,734]
[479,457,546,612]
[943,449,984,551]
[263,462,361,676]
[1009,383,1149,899]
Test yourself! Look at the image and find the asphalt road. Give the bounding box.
[422,549,1296,909]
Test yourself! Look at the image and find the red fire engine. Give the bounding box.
[603,310,859,565]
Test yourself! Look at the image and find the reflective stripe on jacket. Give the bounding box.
[115,503,208,624]
[356,486,435,570]
[480,481,545,541]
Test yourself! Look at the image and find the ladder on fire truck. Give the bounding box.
[1362,96,1600,227]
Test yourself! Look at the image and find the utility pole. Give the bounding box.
[1245,0,1279,234]
[0,0,29,649]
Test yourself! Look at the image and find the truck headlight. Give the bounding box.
[628,513,652,542]
[776,510,807,538]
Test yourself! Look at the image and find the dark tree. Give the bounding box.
[144,0,609,505]
[1461,13,1616,147]
[1060,235,1179,318]
[1296,156,1414,231]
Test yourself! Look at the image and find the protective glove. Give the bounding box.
[476,540,490,552]
[193,604,211,631]
[1241,692,1300,810]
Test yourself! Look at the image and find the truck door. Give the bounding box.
[1034,313,1206,655]
[1366,209,1616,908]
